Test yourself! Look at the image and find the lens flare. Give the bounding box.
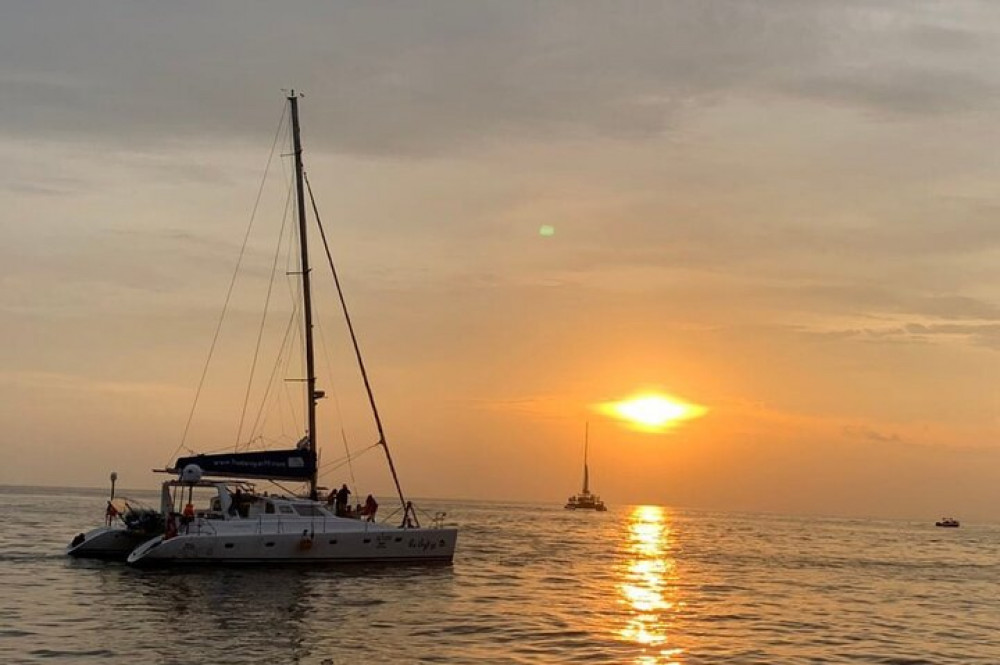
[599,393,706,432]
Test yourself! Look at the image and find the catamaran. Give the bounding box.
[69,93,458,565]
[564,423,607,511]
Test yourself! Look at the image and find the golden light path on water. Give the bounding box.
[619,505,683,664]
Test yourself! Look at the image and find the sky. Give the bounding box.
[2,1,1000,520]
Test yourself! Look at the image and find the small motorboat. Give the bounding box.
[935,517,960,528]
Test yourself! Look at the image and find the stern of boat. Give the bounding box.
[66,526,154,561]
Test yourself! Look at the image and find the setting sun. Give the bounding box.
[599,393,707,432]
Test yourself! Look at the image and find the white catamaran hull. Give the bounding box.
[127,523,457,566]
[66,526,156,561]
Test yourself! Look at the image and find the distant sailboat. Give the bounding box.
[564,423,607,511]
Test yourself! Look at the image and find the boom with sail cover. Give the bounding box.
[171,448,317,482]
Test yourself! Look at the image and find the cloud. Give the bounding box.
[0,369,183,397]
[787,70,996,117]
[796,321,1000,351]
[843,424,903,444]
[783,286,1000,322]
[906,295,1000,321]
[5,1,1000,155]
[905,322,1000,350]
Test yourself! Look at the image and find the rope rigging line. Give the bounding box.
[317,442,381,472]
[302,170,410,514]
[244,162,303,452]
[314,314,357,492]
[167,103,288,466]
[278,306,304,444]
[238,151,301,453]
[272,217,305,446]
[193,432,283,456]
[338,425,358,490]
[234,178,295,450]
[244,303,299,451]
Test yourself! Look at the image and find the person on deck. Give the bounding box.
[335,484,351,517]
[228,489,242,517]
[105,501,119,526]
[181,502,195,533]
[364,494,378,522]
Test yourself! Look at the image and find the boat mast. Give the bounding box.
[289,92,319,499]
[582,421,590,494]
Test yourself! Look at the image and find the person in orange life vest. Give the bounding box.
[180,502,195,533]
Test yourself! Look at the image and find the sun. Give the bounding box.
[599,393,706,432]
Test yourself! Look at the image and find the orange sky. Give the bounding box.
[2,2,1000,520]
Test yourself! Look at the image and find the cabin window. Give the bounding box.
[279,505,295,514]
[293,504,325,517]
[264,502,275,514]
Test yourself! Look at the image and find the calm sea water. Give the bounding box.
[0,485,997,664]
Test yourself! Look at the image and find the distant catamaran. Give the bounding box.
[564,423,607,511]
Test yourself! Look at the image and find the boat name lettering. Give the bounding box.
[408,537,437,552]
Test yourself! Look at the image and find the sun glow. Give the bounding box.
[600,393,706,432]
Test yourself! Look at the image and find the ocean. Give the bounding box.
[0,485,997,664]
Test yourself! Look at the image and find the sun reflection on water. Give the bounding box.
[619,505,683,664]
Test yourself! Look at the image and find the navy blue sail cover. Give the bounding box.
[172,448,317,481]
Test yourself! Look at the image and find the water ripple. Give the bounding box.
[0,489,998,663]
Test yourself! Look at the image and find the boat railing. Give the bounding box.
[185,518,217,537]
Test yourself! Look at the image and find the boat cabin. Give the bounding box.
[565,490,607,511]
[160,480,339,521]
